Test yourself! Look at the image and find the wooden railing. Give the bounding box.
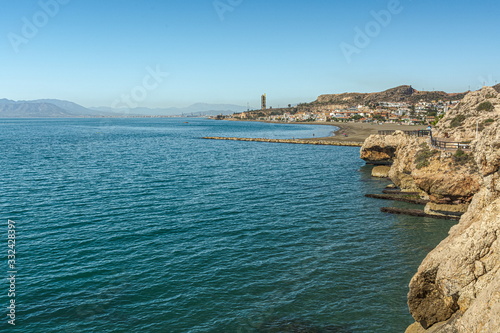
[430,137,471,151]
[377,130,472,150]
[378,130,431,137]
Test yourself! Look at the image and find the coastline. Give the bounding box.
[297,121,427,143]
[227,119,426,143]
[359,86,500,332]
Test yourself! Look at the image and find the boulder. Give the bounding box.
[371,166,391,178]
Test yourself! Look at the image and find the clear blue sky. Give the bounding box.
[1,0,499,108]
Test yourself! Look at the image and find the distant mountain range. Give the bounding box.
[0,99,249,118]
[0,99,120,118]
[91,103,249,116]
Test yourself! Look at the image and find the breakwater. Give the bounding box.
[380,207,460,220]
[202,136,363,146]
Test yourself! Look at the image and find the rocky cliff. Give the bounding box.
[406,101,500,332]
[360,131,407,165]
[361,131,480,212]
[433,86,500,142]
[362,87,500,332]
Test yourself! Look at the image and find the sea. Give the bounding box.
[0,118,456,333]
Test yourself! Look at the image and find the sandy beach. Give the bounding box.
[227,119,427,144]
[299,122,427,143]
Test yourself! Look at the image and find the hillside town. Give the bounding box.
[227,99,461,126]
[217,86,466,125]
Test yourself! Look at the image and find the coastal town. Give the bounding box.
[234,99,460,125]
[217,86,466,126]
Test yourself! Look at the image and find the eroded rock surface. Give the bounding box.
[360,131,407,165]
[403,87,500,332]
[371,166,391,178]
[433,86,500,142]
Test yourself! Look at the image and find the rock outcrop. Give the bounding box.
[360,131,408,165]
[361,87,500,332]
[371,166,391,178]
[362,130,481,201]
[400,87,500,332]
[433,86,500,142]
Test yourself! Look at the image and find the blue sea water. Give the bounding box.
[0,118,455,333]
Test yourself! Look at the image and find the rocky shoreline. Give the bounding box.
[361,87,500,332]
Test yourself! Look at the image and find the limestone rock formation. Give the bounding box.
[434,86,500,142]
[363,129,482,210]
[387,135,427,193]
[403,87,500,332]
[360,131,408,165]
[411,158,480,205]
[371,166,391,178]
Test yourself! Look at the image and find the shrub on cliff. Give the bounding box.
[450,115,466,128]
[453,148,473,165]
[476,101,494,112]
[478,119,495,131]
[415,143,438,169]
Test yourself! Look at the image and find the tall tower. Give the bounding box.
[261,94,267,110]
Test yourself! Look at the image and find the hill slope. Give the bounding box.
[0,99,112,118]
[0,100,75,117]
[315,85,467,105]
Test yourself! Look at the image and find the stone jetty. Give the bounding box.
[202,137,362,147]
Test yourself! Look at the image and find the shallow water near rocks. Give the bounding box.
[0,118,455,332]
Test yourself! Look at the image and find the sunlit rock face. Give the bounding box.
[360,131,408,165]
[403,88,500,332]
[433,86,500,142]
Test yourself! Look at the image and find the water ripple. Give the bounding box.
[0,119,456,333]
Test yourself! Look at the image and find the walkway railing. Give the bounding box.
[377,129,472,151]
[430,137,471,151]
[378,130,431,137]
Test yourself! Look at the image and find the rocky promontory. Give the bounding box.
[359,132,405,165]
[361,87,500,332]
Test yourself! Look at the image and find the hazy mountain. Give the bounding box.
[0,99,116,118]
[0,98,250,118]
[0,101,74,118]
[30,99,105,116]
[91,103,250,116]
